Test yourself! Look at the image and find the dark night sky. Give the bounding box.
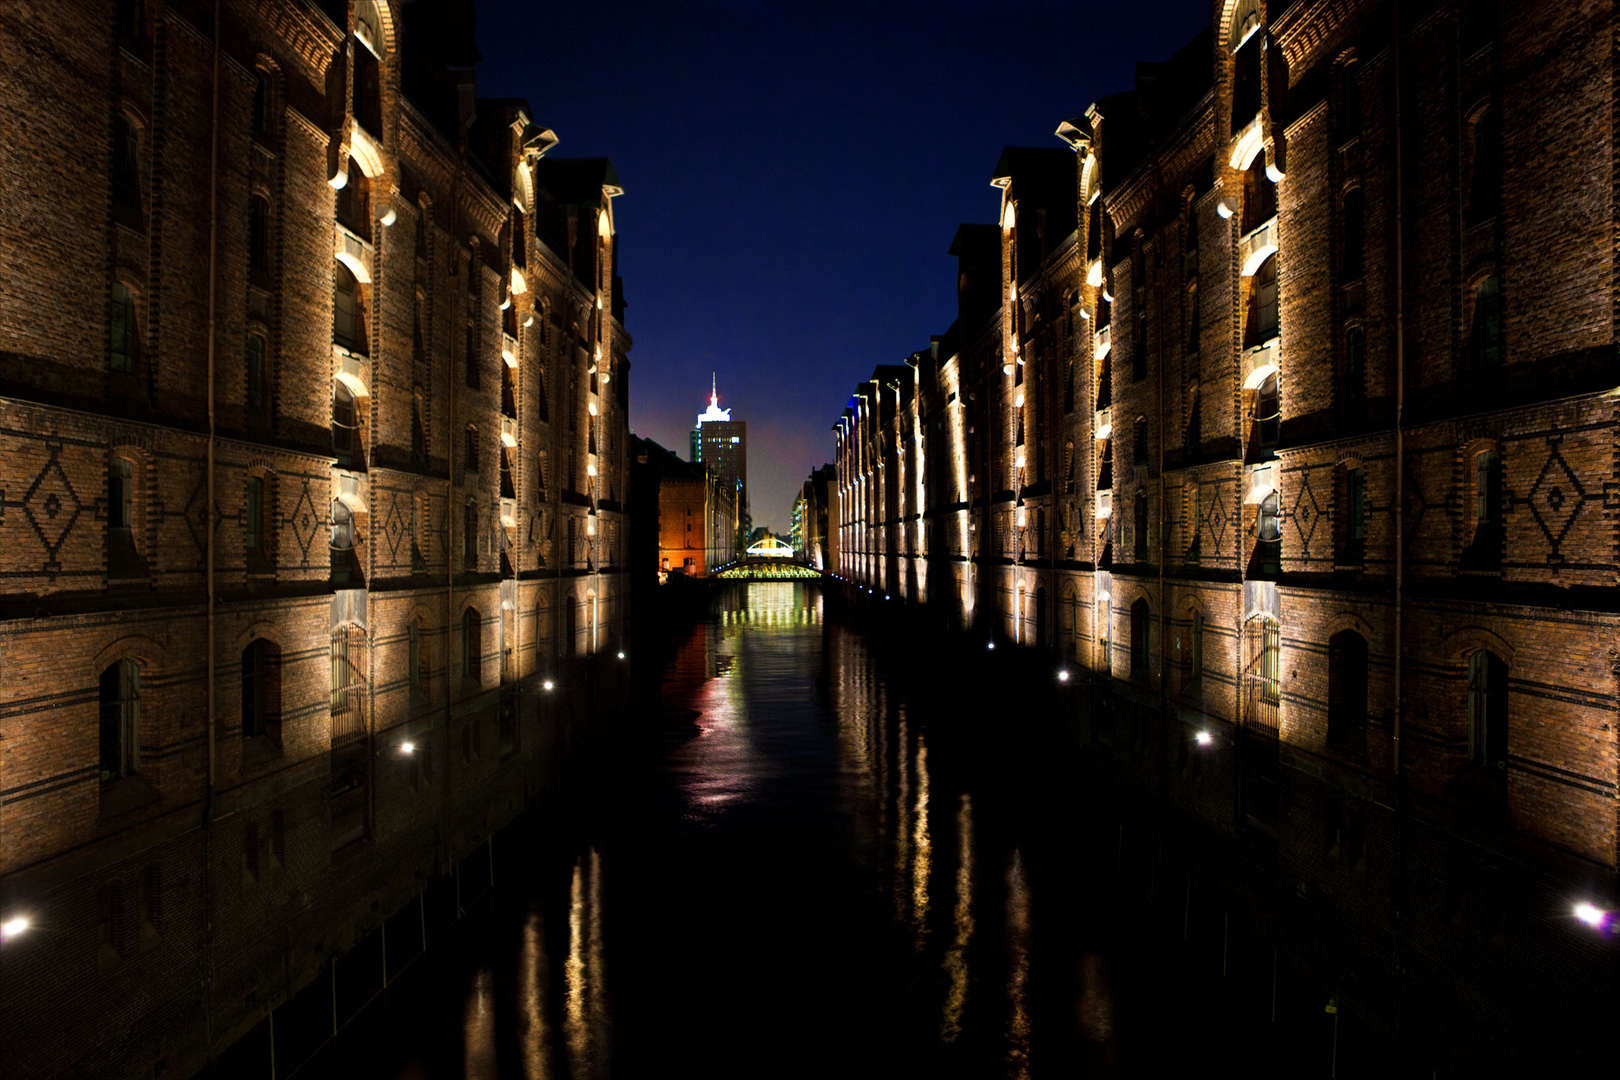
[471,0,1213,533]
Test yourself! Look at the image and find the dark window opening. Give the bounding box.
[461,608,481,685]
[332,262,364,352]
[1246,254,1278,346]
[463,503,478,570]
[245,334,267,418]
[465,322,480,388]
[1255,373,1280,451]
[335,159,370,240]
[252,68,273,135]
[249,195,271,276]
[463,427,479,474]
[1467,107,1501,224]
[1133,489,1148,562]
[1467,649,1509,773]
[1342,326,1365,412]
[352,42,382,136]
[1133,416,1148,469]
[241,638,282,744]
[1336,465,1366,566]
[1232,30,1262,134]
[1328,631,1369,753]
[1242,154,1277,236]
[333,384,357,464]
[110,283,138,374]
[1342,188,1364,281]
[99,659,141,782]
[112,114,142,223]
[1468,276,1501,369]
[1130,598,1149,675]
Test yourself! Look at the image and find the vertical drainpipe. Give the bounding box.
[1392,6,1406,779]
[202,0,221,1049]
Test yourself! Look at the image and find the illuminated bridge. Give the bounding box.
[712,539,825,580]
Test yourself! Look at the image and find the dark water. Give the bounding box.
[302,580,1362,1079]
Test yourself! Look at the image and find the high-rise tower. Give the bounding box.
[692,374,747,526]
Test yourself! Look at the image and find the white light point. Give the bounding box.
[0,916,29,942]
[1058,670,1070,682]
[543,680,555,692]
[1574,902,1609,929]
[401,741,415,755]
[1196,731,1213,746]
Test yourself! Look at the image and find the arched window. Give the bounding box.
[1130,598,1150,675]
[1467,649,1509,773]
[1467,276,1501,369]
[1230,0,1263,133]
[1245,616,1280,727]
[1133,489,1149,562]
[252,67,273,136]
[335,158,369,239]
[1335,463,1366,566]
[1255,371,1280,451]
[244,474,268,568]
[1327,631,1368,751]
[333,383,357,464]
[110,283,138,374]
[1241,153,1276,235]
[1337,57,1362,139]
[99,659,141,781]
[1185,278,1201,363]
[241,638,281,744]
[333,262,363,352]
[1342,325,1365,412]
[1246,253,1278,345]
[1464,447,1503,570]
[351,5,383,136]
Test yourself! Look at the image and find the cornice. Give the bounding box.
[1272,0,1369,75]
[247,0,344,80]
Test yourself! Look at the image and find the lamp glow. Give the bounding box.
[0,916,29,941]
[617,651,626,659]
[401,741,415,754]
[1196,731,1212,746]
[1574,902,1610,929]
[543,680,555,691]
[1058,669,1070,682]
[987,642,995,650]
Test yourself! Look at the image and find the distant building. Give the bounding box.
[794,464,836,570]
[634,437,735,579]
[691,375,747,528]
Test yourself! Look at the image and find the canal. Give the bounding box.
[296,580,1394,1078]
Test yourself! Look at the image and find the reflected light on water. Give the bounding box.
[519,910,553,1080]
[1004,849,1032,1079]
[463,967,497,1080]
[911,730,931,946]
[564,849,610,1079]
[941,794,975,1043]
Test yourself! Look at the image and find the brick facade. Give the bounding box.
[835,0,1619,1068]
[0,3,630,1076]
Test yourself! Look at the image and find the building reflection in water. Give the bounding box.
[1003,850,1032,1079]
[940,793,974,1044]
[518,909,554,1080]
[463,967,497,1080]
[563,849,609,1080]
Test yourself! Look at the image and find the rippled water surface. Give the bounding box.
[305,581,1279,1079]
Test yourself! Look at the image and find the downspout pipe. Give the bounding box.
[203,0,221,1048]
[1393,11,1405,779]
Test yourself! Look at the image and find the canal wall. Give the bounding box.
[829,580,1616,1077]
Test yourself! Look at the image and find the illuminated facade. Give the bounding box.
[691,377,747,529]
[0,2,629,1075]
[835,0,1618,1067]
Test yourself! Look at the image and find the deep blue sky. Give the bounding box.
[473,0,1213,533]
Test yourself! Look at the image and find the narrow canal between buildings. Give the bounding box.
[297,580,1395,1079]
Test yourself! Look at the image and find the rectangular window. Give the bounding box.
[111,284,137,373]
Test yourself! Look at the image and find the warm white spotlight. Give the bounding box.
[0,916,29,942]
[1058,670,1070,682]
[543,680,555,691]
[1196,731,1213,746]
[401,741,415,755]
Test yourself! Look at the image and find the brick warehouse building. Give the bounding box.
[836,0,1617,1070]
[0,1,630,1076]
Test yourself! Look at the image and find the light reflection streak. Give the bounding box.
[464,966,497,1080]
[563,850,609,1079]
[1077,952,1119,1072]
[1004,848,1032,1079]
[894,715,911,924]
[911,730,930,947]
[519,909,553,1079]
[941,794,974,1043]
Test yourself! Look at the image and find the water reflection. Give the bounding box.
[940,794,974,1044]
[563,850,608,1080]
